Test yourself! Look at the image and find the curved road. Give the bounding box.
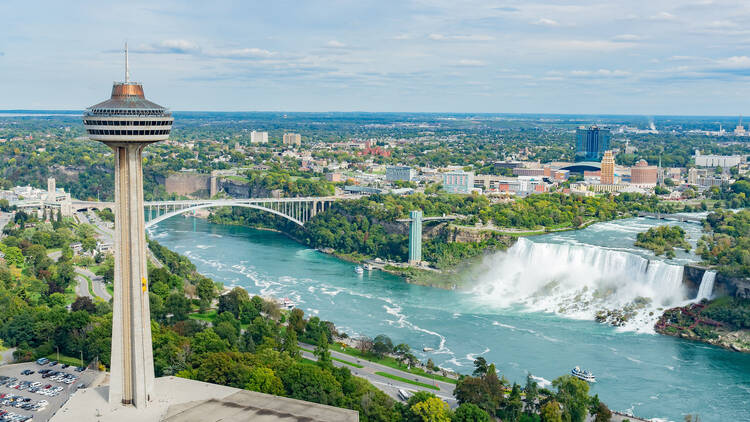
[299,342,457,406]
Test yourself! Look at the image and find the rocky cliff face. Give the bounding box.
[683,264,750,299]
[164,173,211,197]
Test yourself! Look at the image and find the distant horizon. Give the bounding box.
[0,109,748,120]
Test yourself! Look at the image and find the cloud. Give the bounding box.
[570,69,631,78]
[135,40,274,59]
[144,39,201,54]
[325,40,347,48]
[612,34,643,42]
[540,39,636,52]
[649,11,676,21]
[428,34,494,41]
[534,18,558,26]
[210,47,275,59]
[456,59,486,67]
[393,34,411,40]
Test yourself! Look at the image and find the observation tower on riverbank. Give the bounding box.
[82,44,173,408]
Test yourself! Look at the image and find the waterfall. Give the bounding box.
[695,271,716,301]
[471,238,688,332]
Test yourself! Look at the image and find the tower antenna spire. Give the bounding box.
[125,42,130,83]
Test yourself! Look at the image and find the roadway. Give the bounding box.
[299,342,457,406]
[74,267,112,302]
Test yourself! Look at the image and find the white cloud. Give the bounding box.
[428,33,494,41]
[325,40,347,48]
[570,69,631,77]
[540,39,636,52]
[456,59,486,67]
[210,47,275,58]
[534,18,558,26]
[649,11,676,21]
[393,34,411,40]
[612,34,643,42]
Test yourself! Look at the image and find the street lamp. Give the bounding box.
[55,345,59,362]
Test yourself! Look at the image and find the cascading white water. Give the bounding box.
[471,238,689,333]
[695,271,716,301]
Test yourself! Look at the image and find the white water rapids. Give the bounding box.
[472,238,692,333]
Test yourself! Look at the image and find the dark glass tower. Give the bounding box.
[575,125,610,162]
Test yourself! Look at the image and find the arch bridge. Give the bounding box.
[72,195,360,228]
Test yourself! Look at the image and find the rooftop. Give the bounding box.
[52,376,358,422]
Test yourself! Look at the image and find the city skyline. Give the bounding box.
[2,1,750,114]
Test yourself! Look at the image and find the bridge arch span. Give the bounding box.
[145,202,305,228]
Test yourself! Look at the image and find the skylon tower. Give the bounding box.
[82,44,173,408]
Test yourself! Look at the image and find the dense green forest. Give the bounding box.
[696,209,750,277]
[634,225,691,258]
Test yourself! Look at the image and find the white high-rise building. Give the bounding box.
[283,132,301,146]
[251,130,269,144]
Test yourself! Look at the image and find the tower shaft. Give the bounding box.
[108,142,155,406]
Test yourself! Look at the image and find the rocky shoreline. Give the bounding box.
[654,302,750,353]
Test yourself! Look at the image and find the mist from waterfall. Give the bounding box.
[471,238,690,333]
[696,271,716,301]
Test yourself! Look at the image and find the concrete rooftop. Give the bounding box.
[51,376,358,422]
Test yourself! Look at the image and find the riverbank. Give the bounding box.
[655,299,750,353]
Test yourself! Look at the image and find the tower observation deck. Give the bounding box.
[83,45,172,408]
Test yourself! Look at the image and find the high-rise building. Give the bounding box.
[251,130,268,143]
[386,165,415,182]
[442,170,474,194]
[631,159,658,186]
[283,132,301,146]
[600,150,615,185]
[575,125,610,162]
[47,177,56,201]
[82,45,173,408]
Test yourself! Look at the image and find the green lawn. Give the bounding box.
[44,353,84,367]
[329,344,457,384]
[189,310,218,323]
[375,372,440,390]
[299,347,364,368]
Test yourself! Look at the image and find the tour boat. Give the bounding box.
[281,298,295,310]
[571,366,596,382]
[354,266,364,274]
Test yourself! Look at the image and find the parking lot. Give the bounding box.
[0,360,98,422]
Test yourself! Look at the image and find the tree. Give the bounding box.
[473,356,488,376]
[314,332,331,367]
[288,308,306,335]
[196,277,216,310]
[502,383,523,422]
[244,366,284,396]
[594,401,612,422]
[524,374,540,416]
[81,237,97,253]
[282,327,300,359]
[71,296,96,313]
[372,334,393,358]
[552,375,590,422]
[453,403,490,422]
[409,397,452,422]
[165,293,191,321]
[357,336,373,355]
[540,400,563,422]
[3,246,23,267]
[218,287,249,318]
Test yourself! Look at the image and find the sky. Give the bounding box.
[1,0,750,115]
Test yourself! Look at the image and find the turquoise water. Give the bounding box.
[149,217,750,422]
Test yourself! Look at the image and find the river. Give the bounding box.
[148,216,750,422]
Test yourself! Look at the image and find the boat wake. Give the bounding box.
[471,238,693,333]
